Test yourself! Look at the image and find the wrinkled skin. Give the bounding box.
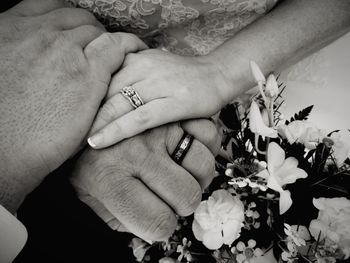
[0,0,146,212]
[72,119,221,241]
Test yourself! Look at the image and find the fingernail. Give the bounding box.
[87,134,103,148]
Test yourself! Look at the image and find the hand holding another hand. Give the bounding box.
[88,49,232,149]
[71,119,221,241]
[0,0,147,212]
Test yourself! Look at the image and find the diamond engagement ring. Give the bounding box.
[120,86,144,109]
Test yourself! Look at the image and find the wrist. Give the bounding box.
[198,49,255,103]
[0,148,48,213]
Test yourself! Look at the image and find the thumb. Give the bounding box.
[84,32,148,77]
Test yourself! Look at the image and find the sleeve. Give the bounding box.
[0,204,27,262]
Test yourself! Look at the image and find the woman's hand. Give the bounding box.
[87,49,231,149]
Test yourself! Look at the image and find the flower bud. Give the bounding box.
[250,61,266,84]
[225,168,233,177]
[265,74,279,98]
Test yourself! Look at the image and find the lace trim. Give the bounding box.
[70,0,279,55]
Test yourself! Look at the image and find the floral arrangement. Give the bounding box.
[129,62,350,263]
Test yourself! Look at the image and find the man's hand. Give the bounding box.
[71,119,221,241]
[0,0,147,212]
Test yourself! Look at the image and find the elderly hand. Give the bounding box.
[71,119,221,241]
[87,49,232,149]
[0,0,147,212]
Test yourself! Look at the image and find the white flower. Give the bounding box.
[250,61,266,84]
[309,197,350,259]
[329,131,350,167]
[176,238,193,262]
[265,74,279,98]
[129,237,150,262]
[233,240,264,263]
[192,190,244,250]
[256,142,308,214]
[278,121,326,149]
[284,224,308,247]
[249,100,278,138]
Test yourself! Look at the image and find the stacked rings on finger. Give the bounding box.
[171,133,194,164]
[120,86,144,109]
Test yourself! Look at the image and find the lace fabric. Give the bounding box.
[69,0,279,55]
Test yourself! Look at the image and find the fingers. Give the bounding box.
[166,125,216,189]
[136,155,202,217]
[88,93,134,135]
[64,25,104,47]
[88,99,180,149]
[42,7,102,30]
[84,32,148,76]
[181,119,222,156]
[96,176,177,241]
[78,193,128,231]
[88,80,168,135]
[8,0,69,16]
[106,57,148,99]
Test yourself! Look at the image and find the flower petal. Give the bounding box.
[250,61,266,84]
[266,171,284,193]
[249,101,278,138]
[267,142,285,172]
[222,220,242,246]
[192,219,204,242]
[256,169,269,180]
[280,190,293,214]
[202,229,224,250]
[276,157,308,185]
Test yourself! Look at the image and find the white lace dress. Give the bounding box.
[69,0,279,56]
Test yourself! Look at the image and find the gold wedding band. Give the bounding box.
[120,86,144,109]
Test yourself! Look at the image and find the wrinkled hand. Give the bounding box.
[0,0,147,212]
[87,49,231,149]
[71,119,221,241]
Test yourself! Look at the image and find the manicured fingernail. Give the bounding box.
[87,134,102,148]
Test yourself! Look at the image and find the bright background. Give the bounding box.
[280,32,350,132]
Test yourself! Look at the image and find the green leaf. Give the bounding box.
[286,105,314,124]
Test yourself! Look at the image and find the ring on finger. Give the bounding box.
[171,132,194,165]
[120,85,144,109]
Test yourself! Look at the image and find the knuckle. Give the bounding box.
[102,32,121,46]
[78,25,104,39]
[134,108,151,125]
[64,55,88,79]
[118,32,138,46]
[204,123,221,152]
[85,32,117,57]
[98,101,118,122]
[178,182,202,216]
[146,211,177,240]
[199,153,216,177]
[205,122,219,144]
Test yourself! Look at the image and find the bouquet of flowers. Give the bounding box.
[129,62,350,263]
